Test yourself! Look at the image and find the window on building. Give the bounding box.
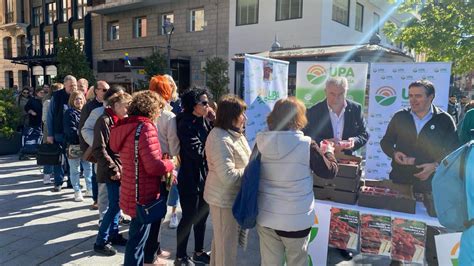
[32,35,40,55]
[47,2,57,24]
[74,28,85,48]
[190,9,205,32]
[276,0,302,21]
[236,0,258,25]
[134,17,147,38]
[44,31,54,54]
[355,3,363,32]
[17,35,26,57]
[62,0,72,22]
[32,7,42,27]
[108,21,119,40]
[5,71,14,88]
[77,0,87,20]
[332,0,349,26]
[373,12,380,33]
[3,37,12,59]
[161,13,174,35]
[5,0,14,23]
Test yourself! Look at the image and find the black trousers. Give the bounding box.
[176,192,209,258]
[144,183,168,263]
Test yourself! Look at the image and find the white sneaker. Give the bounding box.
[43,174,52,185]
[74,191,84,202]
[169,213,179,229]
[84,190,93,197]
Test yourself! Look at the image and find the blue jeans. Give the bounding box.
[43,165,53,175]
[167,183,179,207]
[53,134,66,187]
[95,182,120,246]
[124,218,151,266]
[68,158,93,192]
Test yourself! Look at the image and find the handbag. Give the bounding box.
[134,123,168,224]
[82,146,97,163]
[37,143,62,165]
[67,144,83,159]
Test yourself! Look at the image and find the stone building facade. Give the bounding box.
[89,0,229,92]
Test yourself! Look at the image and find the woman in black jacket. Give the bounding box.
[24,87,45,129]
[174,87,214,265]
[63,91,92,202]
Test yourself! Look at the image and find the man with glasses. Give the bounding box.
[79,80,110,209]
[47,75,78,192]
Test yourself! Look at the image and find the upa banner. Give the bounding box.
[244,54,289,147]
[365,62,451,179]
[296,62,368,108]
[435,233,462,266]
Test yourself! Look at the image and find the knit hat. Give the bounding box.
[149,75,172,101]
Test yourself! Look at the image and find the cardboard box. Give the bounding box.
[335,153,362,178]
[358,180,416,214]
[314,185,358,205]
[313,174,361,192]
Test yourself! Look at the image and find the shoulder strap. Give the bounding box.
[134,123,144,204]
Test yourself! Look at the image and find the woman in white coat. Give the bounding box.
[204,95,250,266]
[256,97,338,266]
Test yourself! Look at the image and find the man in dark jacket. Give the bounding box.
[380,80,459,192]
[24,87,45,128]
[304,77,369,155]
[46,75,77,192]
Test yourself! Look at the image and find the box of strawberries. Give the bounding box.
[358,180,416,214]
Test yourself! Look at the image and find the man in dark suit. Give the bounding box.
[304,77,369,155]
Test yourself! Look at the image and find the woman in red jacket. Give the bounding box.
[110,91,174,266]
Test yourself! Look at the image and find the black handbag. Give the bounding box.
[134,123,167,224]
[37,143,62,165]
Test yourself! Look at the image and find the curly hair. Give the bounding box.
[180,87,210,113]
[128,90,166,119]
[267,97,307,131]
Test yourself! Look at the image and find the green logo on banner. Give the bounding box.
[306,65,327,85]
[375,86,397,106]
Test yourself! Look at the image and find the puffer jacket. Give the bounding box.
[204,127,251,208]
[110,115,174,218]
[256,130,314,232]
[63,107,81,145]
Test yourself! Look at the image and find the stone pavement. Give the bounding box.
[0,155,262,265]
[0,154,356,266]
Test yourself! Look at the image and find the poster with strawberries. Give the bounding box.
[391,218,427,263]
[328,208,360,251]
[360,214,391,256]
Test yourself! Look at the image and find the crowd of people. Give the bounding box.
[11,74,474,266]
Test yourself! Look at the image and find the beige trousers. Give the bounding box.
[209,204,239,266]
[257,224,309,266]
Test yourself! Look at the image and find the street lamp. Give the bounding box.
[162,18,174,75]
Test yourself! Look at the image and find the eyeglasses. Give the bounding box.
[198,101,209,106]
[22,91,29,95]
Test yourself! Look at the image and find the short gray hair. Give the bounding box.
[325,77,348,91]
[64,75,77,84]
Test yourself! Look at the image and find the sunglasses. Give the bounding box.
[22,91,29,94]
[198,101,209,106]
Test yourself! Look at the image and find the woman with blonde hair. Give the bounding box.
[204,94,250,266]
[63,91,93,201]
[256,97,338,266]
[92,87,133,256]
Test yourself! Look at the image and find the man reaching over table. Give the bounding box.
[304,76,369,155]
[380,80,459,192]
